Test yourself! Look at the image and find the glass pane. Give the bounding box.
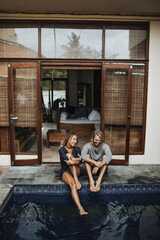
[13,68,38,155]
[41,69,67,122]
[14,127,37,153]
[105,28,147,59]
[104,68,128,154]
[42,28,102,58]
[130,65,145,152]
[0,63,9,153]
[0,27,38,58]
[0,63,9,127]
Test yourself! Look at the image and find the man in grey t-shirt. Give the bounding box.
[81,130,112,192]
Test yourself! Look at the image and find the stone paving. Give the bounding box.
[0,164,160,210]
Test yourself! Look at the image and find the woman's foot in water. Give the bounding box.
[79,206,88,215]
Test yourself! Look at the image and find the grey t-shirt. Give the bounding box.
[81,142,112,164]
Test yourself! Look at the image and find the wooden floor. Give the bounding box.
[42,122,90,163]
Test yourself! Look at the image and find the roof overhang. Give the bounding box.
[0,0,160,21]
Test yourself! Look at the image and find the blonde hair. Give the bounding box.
[59,131,78,149]
[91,130,103,144]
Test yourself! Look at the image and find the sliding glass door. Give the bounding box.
[102,64,132,164]
[8,63,41,165]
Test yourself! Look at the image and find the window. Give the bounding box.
[41,24,102,59]
[41,69,67,122]
[105,24,147,60]
[0,23,38,58]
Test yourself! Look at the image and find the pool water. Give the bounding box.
[0,192,160,240]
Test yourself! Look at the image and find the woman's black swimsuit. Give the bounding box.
[59,146,81,179]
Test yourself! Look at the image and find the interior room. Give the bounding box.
[41,69,101,163]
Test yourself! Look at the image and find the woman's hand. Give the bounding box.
[78,154,82,161]
[65,159,75,165]
[66,153,72,159]
[65,153,82,165]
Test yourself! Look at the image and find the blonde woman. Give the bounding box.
[59,131,88,215]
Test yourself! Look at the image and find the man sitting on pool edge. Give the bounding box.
[81,130,112,192]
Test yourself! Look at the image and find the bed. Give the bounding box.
[59,118,100,137]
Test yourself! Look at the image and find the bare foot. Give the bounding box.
[90,181,95,192]
[92,166,99,175]
[79,206,88,215]
[95,181,101,192]
[74,178,81,190]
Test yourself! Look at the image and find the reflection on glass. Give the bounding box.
[104,64,146,154]
[129,65,145,153]
[41,69,67,122]
[15,127,37,153]
[105,29,147,59]
[104,69,128,125]
[104,68,128,154]
[41,28,102,58]
[0,63,9,152]
[0,28,38,58]
[131,65,145,126]
[13,68,38,154]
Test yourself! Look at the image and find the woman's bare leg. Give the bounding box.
[69,165,81,190]
[84,162,95,192]
[62,172,88,215]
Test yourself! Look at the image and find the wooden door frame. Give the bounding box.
[101,64,132,165]
[8,63,42,166]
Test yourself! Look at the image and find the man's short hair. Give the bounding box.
[91,130,103,143]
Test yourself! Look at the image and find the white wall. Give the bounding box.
[1,22,160,166]
[130,21,160,164]
[0,155,11,166]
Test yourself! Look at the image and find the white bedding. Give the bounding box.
[60,119,100,124]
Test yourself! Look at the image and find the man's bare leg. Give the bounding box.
[92,166,99,175]
[95,164,107,192]
[84,162,95,192]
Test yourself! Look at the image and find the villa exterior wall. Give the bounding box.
[0,20,160,165]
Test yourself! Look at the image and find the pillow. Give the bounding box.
[88,109,100,121]
[60,112,68,120]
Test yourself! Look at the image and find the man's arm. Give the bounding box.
[84,156,103,168]
[103,144,112,164]
[82,144,102,167]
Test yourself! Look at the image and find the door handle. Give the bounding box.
[10,114,18,125]
[11,116,18,120]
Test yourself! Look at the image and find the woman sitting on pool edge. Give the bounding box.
[59,131,88,215]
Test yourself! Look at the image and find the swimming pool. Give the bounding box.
[0,184,160,240]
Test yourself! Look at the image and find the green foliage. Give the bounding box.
[41,69,67,78]
[41,79,66,91]
[41,69,67,90]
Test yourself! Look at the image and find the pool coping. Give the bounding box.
[0,183,160,215]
